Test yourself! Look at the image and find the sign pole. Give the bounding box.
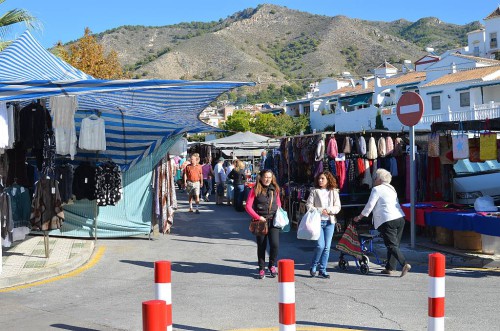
[396,91,424,249]
[409,125,416,248]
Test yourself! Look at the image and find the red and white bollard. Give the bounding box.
[142,300,166,331]
[155,261,173,331]
[278,259,296,331]
[428,253,445,331]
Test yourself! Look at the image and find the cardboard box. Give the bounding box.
[453,230,482,251]
[434,226,454,246]
[482,234,500,255]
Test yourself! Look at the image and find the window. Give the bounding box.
[431,95,441,110]
[303,106,310,116]
[459,92,470,107]
[490,32,497,49]
[473,46,480,56]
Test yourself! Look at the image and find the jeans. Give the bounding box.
[311,221,335,273]
[378,217,406,270]
[233,184,245,211]
[256,224,280,270]
[202,179,212,197]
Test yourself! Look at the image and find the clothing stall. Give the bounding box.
[0,30,253,262]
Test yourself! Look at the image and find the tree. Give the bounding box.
[55,27,126,79]
[220,110,253,133]
[0,0,39,50]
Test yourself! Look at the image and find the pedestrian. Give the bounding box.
[201,156,214,202]
[228,160,246,211]
[225,160,235,206]
[260,150,267,171]
[175,153,187,191]
[214,157,227,205]
[245,169,281,279]
[306,170,341,279]
[183,153,203,214]
[353,168,411,277]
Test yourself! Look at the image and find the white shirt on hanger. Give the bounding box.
[79,115,106,151]
[0,102,8,149]
[50,95,78,128]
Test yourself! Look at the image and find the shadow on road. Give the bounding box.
[297,320,400,330]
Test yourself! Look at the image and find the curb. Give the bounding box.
[0,240,95,289]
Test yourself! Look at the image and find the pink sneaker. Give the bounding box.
[259,269,265,279]
[269,266,277,278]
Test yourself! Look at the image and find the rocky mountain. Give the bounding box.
[91,4,481,84]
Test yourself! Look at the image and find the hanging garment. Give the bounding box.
[0,102,9,149]
[335,161,346,191]
[55,163,74,203]
[393,137,405,156]
[342,136,351,154]
[427,133,440,157]
[0,190,13,242]
[361,159,372,189]
[367,136,377,160]
[377,137,387,157]
[326,135,338,159]
[385,136,394,155]
[41,130,56,178]
[50,95,78,128]
[315,138,325,161]
[18,102,52,150]
[95,162,122,206]
[78,115,106,151]
[4,184,31,228]
[73,162,97,200]
[357,136,367,156]
[6,146,30,188]
[30,178,64,231]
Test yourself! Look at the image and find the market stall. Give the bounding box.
[0,31,253,242]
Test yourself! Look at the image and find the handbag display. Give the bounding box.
[427,132,440,157]
[480,131,497,161]
[452,123,469,160]
[249,220,268,236]
[469,136,481,162]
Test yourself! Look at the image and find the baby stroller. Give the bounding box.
[335,220,383,275]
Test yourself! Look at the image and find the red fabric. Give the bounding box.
[335,161,346,190]
[357,157,365,177]
[336,224,362,258]
[402,201,452,226]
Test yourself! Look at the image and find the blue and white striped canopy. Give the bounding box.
[0,31,254,169]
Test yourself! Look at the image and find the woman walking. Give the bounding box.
[306,171,341,279]
[245,169,281,279]
[201,157,214,202]
[354,168,411,277]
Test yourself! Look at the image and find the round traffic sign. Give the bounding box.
[396,92,424,127]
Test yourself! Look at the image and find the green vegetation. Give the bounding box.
[124,46,171,71]
[221,110,310,136]
[267,35,320,75]
[340,46,360,70]
[218,83,308,106]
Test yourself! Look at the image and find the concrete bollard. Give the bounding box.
[428,253,445,331]
[155,261,172,331]
[278,259,296,331]
[142,300,166,331]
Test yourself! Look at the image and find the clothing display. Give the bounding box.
[55,163,74,203]
[50,95,78,160]
[30,178,64,231]
[78,115,106,151]
[153,156,177,234]
[72,162,97,200]
[18,101,52,150]
[95,162,122,206]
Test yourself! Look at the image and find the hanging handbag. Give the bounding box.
[427,132,440,157]
[469,133,481,162]
[480,131,497,161]
[452,122,469,160]
[439,135,454,165]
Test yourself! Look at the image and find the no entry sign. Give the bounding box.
[396,92,424,127]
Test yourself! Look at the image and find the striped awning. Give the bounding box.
[0,31,254,169]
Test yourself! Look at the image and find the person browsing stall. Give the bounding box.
[183,153,203,214]
[306,171,341,279]
[213,157,226,205]
[245,169,282,279]
[353,168,411,277]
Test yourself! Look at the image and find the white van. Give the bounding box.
[452,159,500,204]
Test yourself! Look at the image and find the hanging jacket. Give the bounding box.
[357,136,367,156]
[377,137,387,157]
[326,136,338,159]
[367,137,377,160]
[386,136,394,155]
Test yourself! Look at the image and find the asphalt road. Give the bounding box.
[1,194,499,331]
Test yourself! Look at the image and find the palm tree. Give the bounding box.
[0,0,39,50]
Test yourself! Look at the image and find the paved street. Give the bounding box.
[1,192,499,331]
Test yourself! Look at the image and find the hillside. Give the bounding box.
[91,4,481,84]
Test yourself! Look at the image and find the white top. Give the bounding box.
[306,188,341,224]
[360,183,405,229]
[55,127,77,160]
[78,115,106,151]
[50,95,78,128]
[214,163,226,183]
[0,102,9,149]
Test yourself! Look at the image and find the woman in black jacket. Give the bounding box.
[228,160,246,211]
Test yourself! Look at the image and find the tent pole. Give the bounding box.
[43,231,50,258]
[93,201,98,241]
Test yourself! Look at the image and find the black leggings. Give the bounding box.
[256,225,280,270]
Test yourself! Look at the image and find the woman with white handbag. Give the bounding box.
[306,171,341,279]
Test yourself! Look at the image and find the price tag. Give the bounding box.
[85,177,88,184]
[20,187,25,193]
[32,108,36,112]
[60,174,63,179]
[12,187,17,195]
[51,187,55,194]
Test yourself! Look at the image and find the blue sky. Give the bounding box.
[10,0,500,48]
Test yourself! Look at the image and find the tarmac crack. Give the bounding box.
[297,279,403,329]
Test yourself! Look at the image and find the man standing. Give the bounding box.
[213,157,227,205]
[260,150,268,171]
[184,153,203,214]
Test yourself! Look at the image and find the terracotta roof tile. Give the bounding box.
[421,65,500,87]
[321,83,374,98]
[485,6,500,20]
[380,71,427,86]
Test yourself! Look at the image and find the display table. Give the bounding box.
[401,201,450,226]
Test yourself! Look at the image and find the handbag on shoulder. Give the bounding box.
[249,220,268,236]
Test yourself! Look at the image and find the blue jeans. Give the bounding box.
[233,184,245,211]
[311,221,335,273]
